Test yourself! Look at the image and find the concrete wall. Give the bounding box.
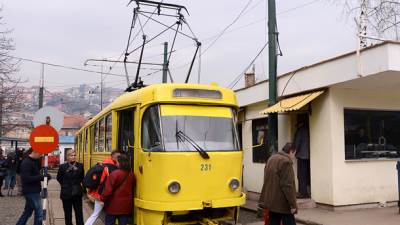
[309,91,335,205]
[310,88,400,206]
[242,102,292,193]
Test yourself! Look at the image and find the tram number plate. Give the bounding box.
[200,164,211,171]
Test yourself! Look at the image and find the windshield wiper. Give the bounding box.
[175,130,210,159]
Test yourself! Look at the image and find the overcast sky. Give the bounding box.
[2,0,357,91]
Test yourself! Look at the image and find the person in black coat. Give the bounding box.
[57,149,84,225]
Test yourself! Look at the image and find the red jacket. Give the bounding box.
[88,157,117,200]
[100,169,135,215]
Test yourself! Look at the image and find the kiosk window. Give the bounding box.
[344,109,400,160]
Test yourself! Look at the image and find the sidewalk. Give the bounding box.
[246,207,400,225]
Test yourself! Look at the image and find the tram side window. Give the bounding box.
[105,114,112,152]
[84,129,88,153]
[142,105,162,151]
[94,123,99,152]
[118,108,135,153]
[99,118,105,152]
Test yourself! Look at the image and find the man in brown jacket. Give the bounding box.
[260,143,298,225]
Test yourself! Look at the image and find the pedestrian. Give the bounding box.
[0,150,8,197]
[84,150,121,225]
[260,143,298,225]
[15,148,25,195]
[16,149,50,225]
[57,149,84,225]
[4,150,18,196]
[101,154,135,225]
[293,117,311,199]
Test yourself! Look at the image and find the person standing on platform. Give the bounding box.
[293,118,310,199]
[101,154,135,225]
[260,143,298,225]
[84,150,121,225]
[57,149,85,225]
[16,150,48,225]
[0,150,7,197]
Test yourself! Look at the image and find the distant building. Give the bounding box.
[236,41,400,209]
[59,114,86,162]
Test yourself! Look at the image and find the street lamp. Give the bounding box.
[84,60,104,110]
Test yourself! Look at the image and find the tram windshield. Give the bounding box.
[141,105,240,152]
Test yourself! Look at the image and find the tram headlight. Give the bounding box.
[229,179,240,190]
[168,181,181,194]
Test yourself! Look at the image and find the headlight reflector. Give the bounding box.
[229,179,240,190]
[168,181,181,194]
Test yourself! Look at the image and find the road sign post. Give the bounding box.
[29,124,59,224]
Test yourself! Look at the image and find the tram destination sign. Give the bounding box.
[29,125,59,154]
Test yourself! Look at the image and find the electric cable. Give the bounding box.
[228,42,269,89]
[12,56,126,77]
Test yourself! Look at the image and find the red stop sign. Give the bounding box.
[29,125,59,154]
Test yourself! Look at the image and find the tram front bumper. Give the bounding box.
[135,193,246,211]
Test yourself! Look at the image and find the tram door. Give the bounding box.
[118,108,135,165]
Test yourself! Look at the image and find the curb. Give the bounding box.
[240,206,323,225]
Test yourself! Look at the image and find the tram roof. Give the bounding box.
[80,83,237,130]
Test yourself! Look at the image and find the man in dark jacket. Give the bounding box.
[260,143,298,225]
[16,150,46,225]
[293,119,310,199]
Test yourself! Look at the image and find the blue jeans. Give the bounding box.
[16,193,43,225]
[5,170,17,189]
[105,214,129,225]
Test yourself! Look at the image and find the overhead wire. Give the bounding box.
[228,42,269,89]
[12,56,126,77]
[170,0,321,71]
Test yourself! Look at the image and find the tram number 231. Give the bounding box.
[200,164,212,172]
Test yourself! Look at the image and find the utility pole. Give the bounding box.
[100,63,103,110]
[39,63,44,109]
[267,0,278,154]
[0,78,3,144]
[163,42,168,83]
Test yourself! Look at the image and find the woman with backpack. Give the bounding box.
[56,149,84,225]
[85,150,120,225]
[101,154,135,225]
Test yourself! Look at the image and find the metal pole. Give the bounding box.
[0,78,3,144]
[163,42,168,83]
[267,0,278,154]
[100,64,103,110]
[39,63,44,109]
[397,161,400,214]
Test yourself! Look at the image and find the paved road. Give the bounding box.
[0,191,34,225]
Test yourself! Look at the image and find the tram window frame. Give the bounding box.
[84,129,88,153]
[93,123,99,152]
[98,118,105,152]
[141,104,240,152]
[118,108,135,154]
[141,105,162,151]
[105,114,112,152]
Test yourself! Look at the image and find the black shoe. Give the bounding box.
[0,193,4,197]
[297,193,310,199]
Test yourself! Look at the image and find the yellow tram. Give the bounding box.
[75,83,245,224]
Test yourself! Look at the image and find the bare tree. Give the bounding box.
[0,12,24,138]
[341,0,400,40]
